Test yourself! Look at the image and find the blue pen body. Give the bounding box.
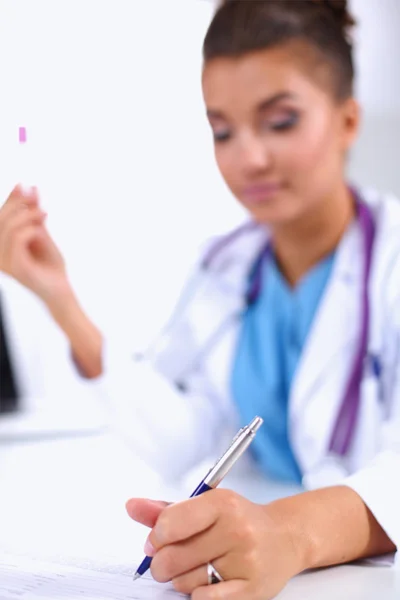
[135,481,212,578]
[189,481,212,498]
[135,555,153,577]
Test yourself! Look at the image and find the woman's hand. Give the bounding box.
[127,486,397,599]
[126,490,306,600]
[0,185,70,303]
[0,184,104,378]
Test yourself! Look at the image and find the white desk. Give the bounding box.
[0,432,399,599]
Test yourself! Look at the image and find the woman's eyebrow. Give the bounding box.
[206,92,298,120]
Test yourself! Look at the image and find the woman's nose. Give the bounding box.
[238,134,273,175]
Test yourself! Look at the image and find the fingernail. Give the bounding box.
[20,184,32,195]
[144,537,155,557]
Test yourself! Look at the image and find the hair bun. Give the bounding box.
[314,0,357,40]
[219,1,356,41]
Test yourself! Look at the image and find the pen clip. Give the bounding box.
[205,426,247,474]
[204,417,263,488]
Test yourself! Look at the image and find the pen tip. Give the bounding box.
[133,573,141,581]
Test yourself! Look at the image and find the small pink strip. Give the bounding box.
[19,126,27,143]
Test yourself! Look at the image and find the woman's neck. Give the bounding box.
[271,184,356,287]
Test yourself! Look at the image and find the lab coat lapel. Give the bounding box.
[190,225,268,400]
[289,221,364,450]
[189,225,269,347]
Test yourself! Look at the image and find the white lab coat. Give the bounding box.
[89,187,400,562]
[0,275,107,436]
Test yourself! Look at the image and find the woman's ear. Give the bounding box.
[341,97,361,152]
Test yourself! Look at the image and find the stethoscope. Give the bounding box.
[138,190,376,458]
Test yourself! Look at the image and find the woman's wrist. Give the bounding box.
[265,485,396,574]
[45,280,78,319]
[46,286,104,379]
[264,494,316,575]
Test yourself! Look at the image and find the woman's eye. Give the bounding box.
[213,131,232,143]
[267,113,299,132]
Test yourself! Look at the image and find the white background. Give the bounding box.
[0,0,399,415]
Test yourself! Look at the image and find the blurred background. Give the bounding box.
[0,0,399,566]
[0,0,399,435]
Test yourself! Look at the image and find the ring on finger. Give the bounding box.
[207,562,224,585]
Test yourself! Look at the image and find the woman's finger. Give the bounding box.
[149,489,230,550]
[2,224,47,276]
[125,499,170,529]
[0,192,37,226]
[3,185,39,212]
[4,206,46,233]
[11,224,47,252]
[1,207,46,250]
[151,522,232,583]
[0,209,46,269]
[10,184,39,201]
[192,580,250,600]
[172,558,227,596]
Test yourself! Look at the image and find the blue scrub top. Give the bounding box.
[231,250,336,483]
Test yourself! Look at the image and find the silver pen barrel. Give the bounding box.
[204,416,263,488]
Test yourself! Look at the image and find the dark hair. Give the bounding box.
[203,0,357,101]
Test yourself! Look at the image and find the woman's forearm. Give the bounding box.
[47,289,103,379]
[268,485,396,572]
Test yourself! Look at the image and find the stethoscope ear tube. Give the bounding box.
[328,197,376,456]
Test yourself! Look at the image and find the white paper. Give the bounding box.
[0,551,186,599]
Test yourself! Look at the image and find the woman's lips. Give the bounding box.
[241,183,283,205]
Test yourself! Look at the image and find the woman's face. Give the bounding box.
[202,45,359,226]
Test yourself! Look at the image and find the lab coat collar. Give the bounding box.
[206,209,361,306]
[208,211,365,476]
[205,222,269,299]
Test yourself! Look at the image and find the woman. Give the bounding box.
[0,0,399,597]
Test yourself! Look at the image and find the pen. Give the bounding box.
[133,415,264,581]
